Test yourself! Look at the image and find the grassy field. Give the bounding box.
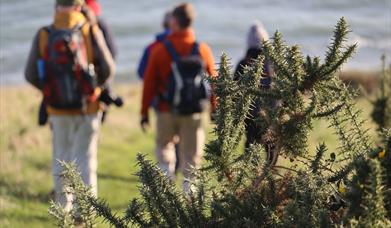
[0,83,377,227]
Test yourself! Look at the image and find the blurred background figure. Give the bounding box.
[137,10,181,173]
[140,2,216,192]
[235,21,270,78]
[25,0,115,211]
[84,0,117,59]
[83,0,123,123]
[137,11,172,79]
[235,21,276,163]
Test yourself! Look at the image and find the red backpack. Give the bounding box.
[42,23,96,110]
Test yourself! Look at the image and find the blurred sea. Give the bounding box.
[1,0,390,85]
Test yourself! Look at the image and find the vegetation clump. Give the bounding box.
[49,18,391,227]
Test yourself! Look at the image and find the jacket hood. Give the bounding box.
[155,30,170,42]
[53,11,87,29]
[167,29,195,43]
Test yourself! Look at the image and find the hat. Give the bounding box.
[247,21,269,49]
[86,0,101,16]
[56,0,84,6]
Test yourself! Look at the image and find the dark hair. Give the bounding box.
[162,11,172,30]
[245,47,263,61]
[172,3,194,29]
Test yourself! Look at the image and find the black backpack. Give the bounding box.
[161,40,211,115]
[42,23,96,110]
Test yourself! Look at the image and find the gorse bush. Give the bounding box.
[371,54,391,132]
[49,18,391,227]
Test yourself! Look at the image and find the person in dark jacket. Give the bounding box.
[235,21,274,157]
[84,0,117,59]
[137,11,172,79]
[83,0,123,123]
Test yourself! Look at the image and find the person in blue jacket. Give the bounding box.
[137,11,172,79]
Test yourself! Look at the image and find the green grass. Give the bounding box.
[0,83,377,227]
[0,84,154,227]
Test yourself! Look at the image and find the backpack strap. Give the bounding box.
[163,40,179,62]
[164,41,200,61]
[38,25,52,59]
[191,41,200,55]
[72,22,86,32]
[43,25,52,34]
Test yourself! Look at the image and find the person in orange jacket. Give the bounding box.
[140,2,216,192]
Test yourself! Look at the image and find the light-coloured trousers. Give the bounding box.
[50,114,100,211]
[156,112,205,192]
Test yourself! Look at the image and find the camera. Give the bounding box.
[99,87,124,107]
[99,86,124,123]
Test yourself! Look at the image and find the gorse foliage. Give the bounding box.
[371,54,391,132]
[49,162,125,228]
[49,18,391,227]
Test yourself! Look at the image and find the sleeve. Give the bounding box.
[264,59,274,77]
[200,43,216,77]
[141,48,159,116]
[260,60,273,88]
[137,46,150,80]
[234,59,246,81]
[24,30,42,90]
[200,43,217,112]
[98,19,118,59]
[91,24,116,85]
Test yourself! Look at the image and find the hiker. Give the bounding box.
[140,2,216,192]
[83,0,117,59]
[37,0,121,126]
[83,0,123,123]
[234,21,276,163]
[137,11,172,79]
[25,0,115,211]
[137,11,183,172]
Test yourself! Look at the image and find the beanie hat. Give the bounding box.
[56,0,84,6]
[86,0,101,16]
[247,21,269,49]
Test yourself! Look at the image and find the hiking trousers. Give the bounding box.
[156,112,205,192]
[50,113,101,211]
